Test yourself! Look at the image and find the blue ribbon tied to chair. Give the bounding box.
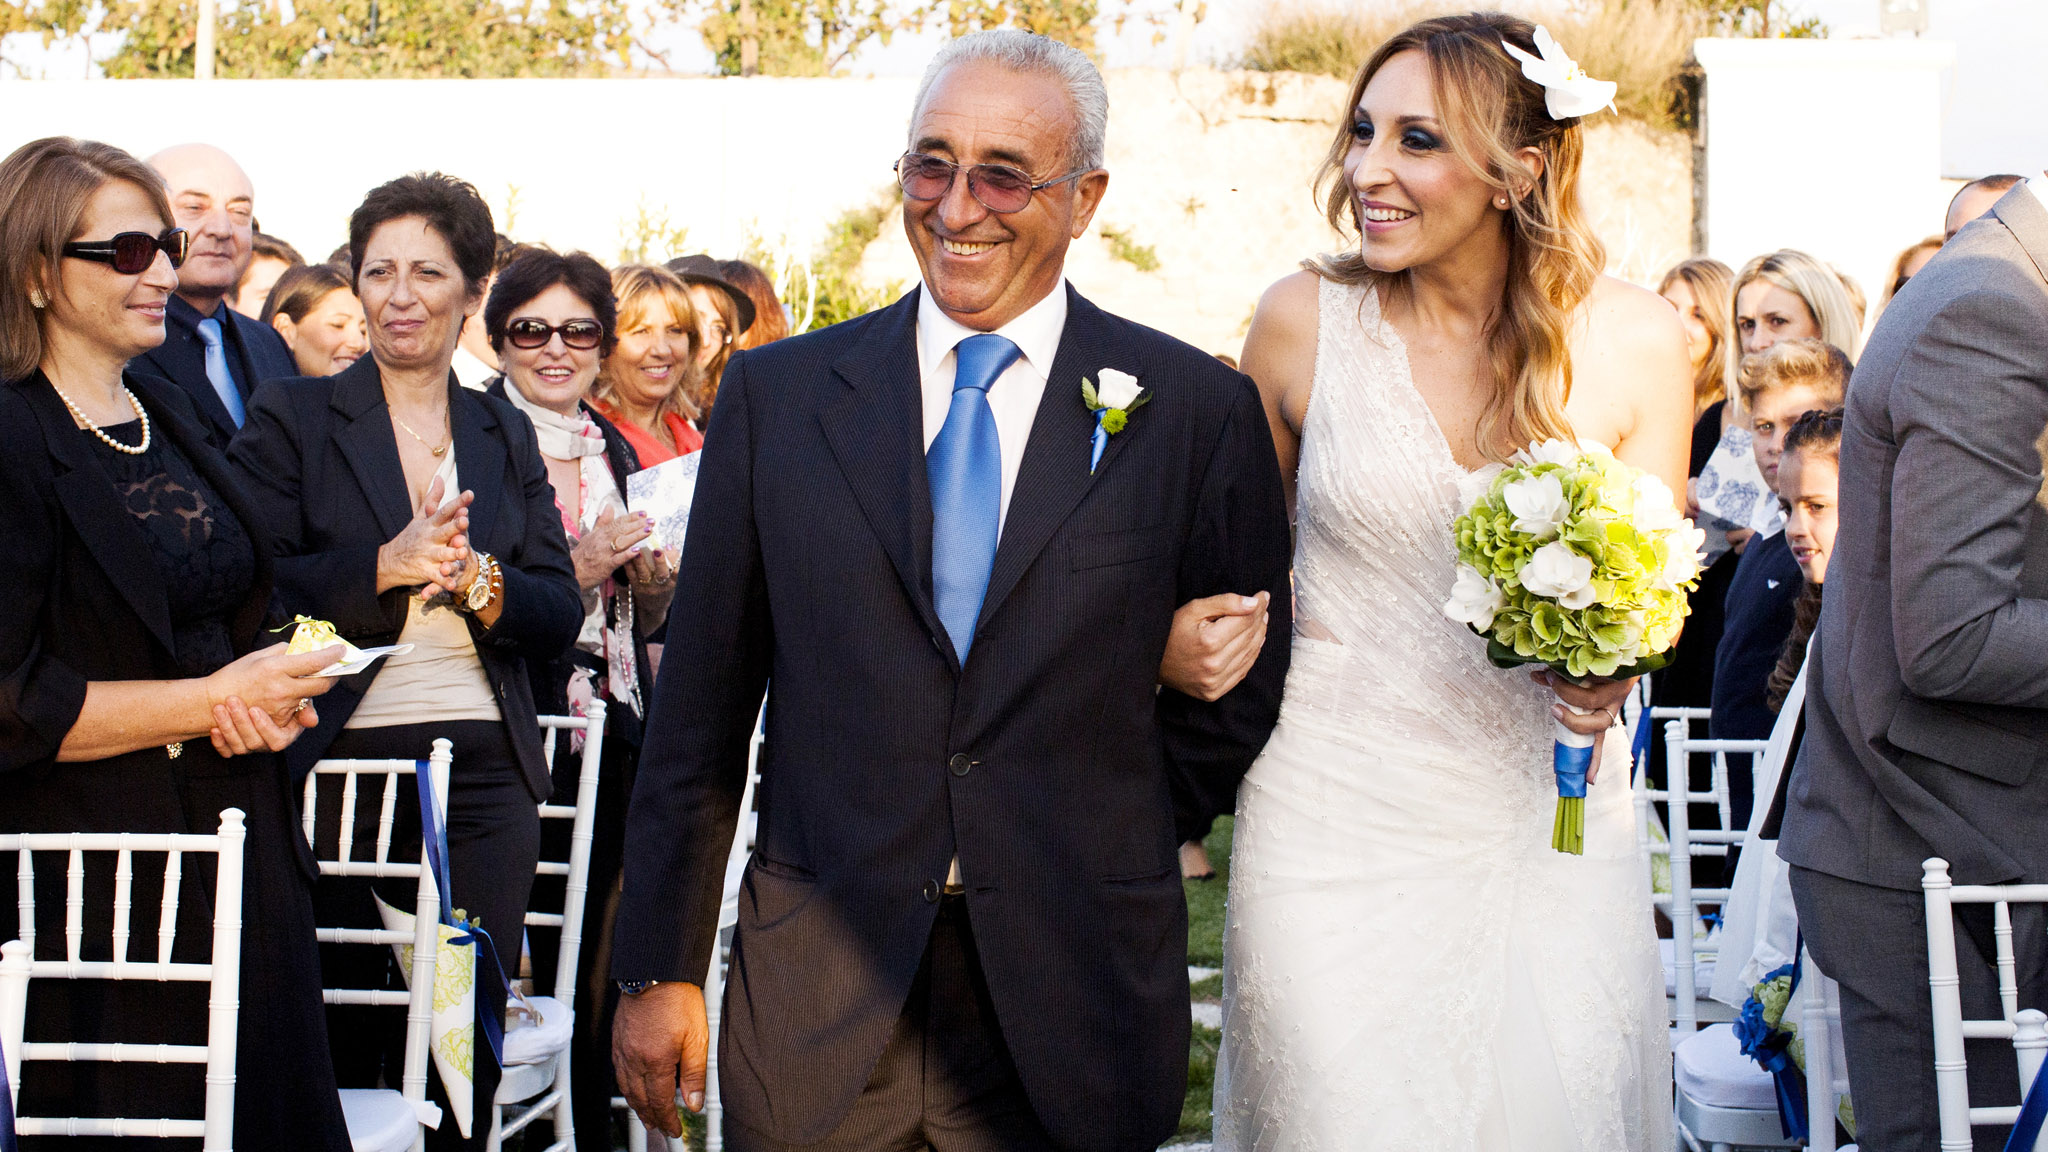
[1733,959,1809,1141]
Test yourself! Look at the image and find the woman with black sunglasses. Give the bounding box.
[0,136,352,1148]
[481,247,677,1152]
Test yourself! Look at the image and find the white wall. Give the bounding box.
[1693,36,1955,312]
[2,76,922,269]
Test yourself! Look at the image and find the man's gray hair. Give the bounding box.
[909,30,1107,172]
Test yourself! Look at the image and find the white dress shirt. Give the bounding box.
[915,279,1069,534]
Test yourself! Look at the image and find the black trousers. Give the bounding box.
[314,719,542,1152]
[1792,864,2048,1152]
[727,896,1057,1152]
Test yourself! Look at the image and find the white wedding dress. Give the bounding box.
[1213,279,1670,1152]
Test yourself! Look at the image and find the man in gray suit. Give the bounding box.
[1782,178,2048,1149]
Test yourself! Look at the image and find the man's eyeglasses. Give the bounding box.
[63,229,189,275]
[505,318,606,350]
[894,152,1087,215]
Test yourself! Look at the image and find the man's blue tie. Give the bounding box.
[928,333,1020,663]
[195,317,246,428]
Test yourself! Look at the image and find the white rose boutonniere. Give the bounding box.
[1081,368,1149,473]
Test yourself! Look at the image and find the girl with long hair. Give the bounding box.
[1215,14,1689,1149]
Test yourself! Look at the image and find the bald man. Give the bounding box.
[129,143,298,445]
[1945,173,2026,241]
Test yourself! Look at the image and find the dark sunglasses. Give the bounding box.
[505,318,605,350]
[894,152,1087,215]
[63,228,189,275]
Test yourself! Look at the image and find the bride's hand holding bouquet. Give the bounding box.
[1443,439,1705,853]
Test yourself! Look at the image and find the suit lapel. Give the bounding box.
[451,379,506,554]
[330,357,416,540]
[141,322,235,437]
[976,287,1142,634]
[26,375,178,653]
[1993,184,2048,289]
[821,292,949,654]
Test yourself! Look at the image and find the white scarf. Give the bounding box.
[504,379,607,460]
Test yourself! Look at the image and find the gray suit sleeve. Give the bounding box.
[1890,287,2048,705]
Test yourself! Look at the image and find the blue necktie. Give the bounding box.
[928,333,1019,662]
[195,317,246,428]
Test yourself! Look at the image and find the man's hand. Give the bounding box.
[1159,592,1269,702]
[613,981,708,1138]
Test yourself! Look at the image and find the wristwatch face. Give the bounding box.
[467,563,491,611]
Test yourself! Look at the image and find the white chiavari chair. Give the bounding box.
[302,740,451,1152]
[0,808,247,1149]
[1922,857,2048,1152]
[487,702,607,1152]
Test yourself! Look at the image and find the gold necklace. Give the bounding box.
[392,410,449,457]
[50,380,150,455]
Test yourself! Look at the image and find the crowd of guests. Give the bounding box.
[0,134,789,1151]
[1641,171,2021,869]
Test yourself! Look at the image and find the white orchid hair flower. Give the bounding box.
[1501,25,1617,121]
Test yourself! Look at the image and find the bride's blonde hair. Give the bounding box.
[1309,11,1606,461]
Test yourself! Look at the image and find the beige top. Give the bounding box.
[347,450,502,729]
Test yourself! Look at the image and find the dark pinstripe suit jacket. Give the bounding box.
[614,285,1292,1151]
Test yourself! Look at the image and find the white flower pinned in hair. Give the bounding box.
[1501,25,1617,121]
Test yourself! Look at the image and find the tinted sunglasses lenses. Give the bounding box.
[121,230,185,273]
[507,319,603,350]
[897,155,1033,213]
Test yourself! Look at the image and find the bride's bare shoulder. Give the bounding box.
[1249,270,1325,349]
[1577,275,1688,362]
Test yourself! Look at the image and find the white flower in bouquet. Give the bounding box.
[1444,564,1506,631]
[1519,540,1598,609]
[1630,474,1685,534]
[1657,523,1709,590]
[1502,471,1571,540]
[1513,438,1588,468]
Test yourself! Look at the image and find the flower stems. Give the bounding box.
[1553,795,1584,855]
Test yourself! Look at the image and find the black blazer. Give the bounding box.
[0,367,352,1152]
[613,287,1292,1151]
[227,356,583,800]
[131,298,299,448]
[483,376,659,748]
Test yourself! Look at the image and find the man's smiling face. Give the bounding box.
[902,59,1107,332]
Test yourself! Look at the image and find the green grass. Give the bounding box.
[1175,815,1235,1143]
[1179,1022,1223,1142]
[1185,815,1233,968]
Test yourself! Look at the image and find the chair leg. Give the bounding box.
[552,1061,574,1151]
[485,1099,505,1152]
[625,1108,647,1152]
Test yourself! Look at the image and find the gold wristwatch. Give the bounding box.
[463,551,503,613]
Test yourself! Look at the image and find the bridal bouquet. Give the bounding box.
[1443,440,1705,853]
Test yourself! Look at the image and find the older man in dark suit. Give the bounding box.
[130,143,297,445]
[1781,177,2048,1149]
[611,29,1291,1152]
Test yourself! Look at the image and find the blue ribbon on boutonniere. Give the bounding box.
[1082,368,1150,474]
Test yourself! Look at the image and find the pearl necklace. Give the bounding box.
[50,381,151,454]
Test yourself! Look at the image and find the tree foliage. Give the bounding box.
[3,0,638,78]
[690,0,906,76]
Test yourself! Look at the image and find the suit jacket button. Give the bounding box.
[923,880,941,903]
[948,753,972,777]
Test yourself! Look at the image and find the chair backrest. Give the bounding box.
[1800,945,1853,1152]
[1663,718,1771,1034]
[301,739,451,1124]
[0,807,248,1149]
[1922,858,2048,1151]
[528,703,607,1004]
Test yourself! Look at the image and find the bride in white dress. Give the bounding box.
[1214,14,1692,1151]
